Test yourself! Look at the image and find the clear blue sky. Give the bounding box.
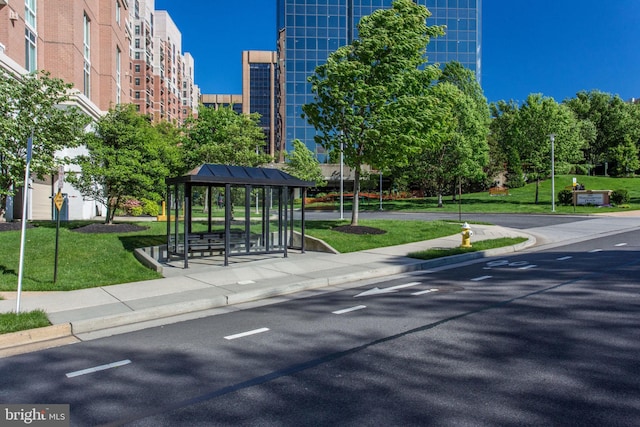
[155,0,640,104]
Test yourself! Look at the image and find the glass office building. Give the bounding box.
[276,0,482,160]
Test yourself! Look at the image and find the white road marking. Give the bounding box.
[332,305,367,315]
[471,275,492,282]
[615,243,627,247]
[66,359,131,378]
[224,328,270,340]
[354,282,421,297]
[411,289,439,296]
[557,256,572,261]
[589,249,603,253]
[237,280,255,285]
[518,264,537,270]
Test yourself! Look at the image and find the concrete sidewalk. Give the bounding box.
[1,215,639,357]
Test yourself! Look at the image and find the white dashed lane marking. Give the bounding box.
[332,305,367,315]
[471,275,492,282]
[224,328,270,340]
[66,359,131,378]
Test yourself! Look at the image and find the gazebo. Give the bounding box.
[165,164,315,268]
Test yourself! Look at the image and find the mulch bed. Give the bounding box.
[71,223,149,234]
[332,225,386,235]
[0,222,148,234]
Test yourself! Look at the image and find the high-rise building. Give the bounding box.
[276,0,482,160]
[242,51,277,158]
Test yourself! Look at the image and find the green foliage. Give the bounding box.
[303,0,444,225]
[0,70,90,218]
[611,189,630,205]
[181,105,271,170]
[67,104,177,223]
[490,94,586,203]
[565,90,640,175]
[398,62,491,207]
[284,139,327,186]
[141,198,161,216]
[557,189,574,205]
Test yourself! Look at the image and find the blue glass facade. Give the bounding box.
[276,0,482,159]
[250,63,273,152]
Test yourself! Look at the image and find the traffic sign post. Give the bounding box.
[53,190,63,283]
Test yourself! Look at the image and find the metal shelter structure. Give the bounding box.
[165,164,315,268]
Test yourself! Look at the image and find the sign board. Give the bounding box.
[54,191,64,211]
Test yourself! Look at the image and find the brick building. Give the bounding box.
[0,0,199,221]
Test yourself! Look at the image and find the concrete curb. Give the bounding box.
[0,235,537,356]
[0,323,78,358]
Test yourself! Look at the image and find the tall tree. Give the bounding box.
[67,104,176,224]
[565,90,640,176]
[0,71,89,220]
[303,0,444,225]
[181,105,271,170]
[437,61,490,197]
[500,94,585,204]
[283,139,326,187]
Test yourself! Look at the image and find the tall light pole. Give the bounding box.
[339,140,344,220]
[549,134,555,212]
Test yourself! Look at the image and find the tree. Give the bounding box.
[0,71,90,220]
[67,104,177,224]
[181,105,271,171]
[489,100,524,188]
[437,61,490,199]
[565,90,640,176]
[495,94,585,204]
[283,139,326,187]
[303,0,444,225]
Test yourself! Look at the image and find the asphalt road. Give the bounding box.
[1,229,638,426]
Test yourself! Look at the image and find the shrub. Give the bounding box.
[557,189,573,206]
[141,198,160,216]
[120,197,142,216]
[611,189,629,205]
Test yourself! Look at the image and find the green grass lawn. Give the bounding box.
[312,175,640,214]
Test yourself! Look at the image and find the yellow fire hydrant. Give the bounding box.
[461,222,473,248]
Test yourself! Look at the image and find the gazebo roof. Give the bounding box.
[166,164,315,187]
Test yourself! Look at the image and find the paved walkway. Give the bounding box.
[1,214,639,357]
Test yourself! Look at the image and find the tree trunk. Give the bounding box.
[351,167,360,226]
[534,178,540,204]
[437,191,443,208]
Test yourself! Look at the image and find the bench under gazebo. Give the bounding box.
[165,164,314,268]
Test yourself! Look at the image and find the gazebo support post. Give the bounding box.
[224,184,231,266]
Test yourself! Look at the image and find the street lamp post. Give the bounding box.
[339,140,344,220]
[550,134,555,212]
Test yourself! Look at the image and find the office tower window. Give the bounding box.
[116,1,121,25]
[116,47,122,104]
[24,0,37,72]
[83,13,91,97]
[250,63,272,131]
